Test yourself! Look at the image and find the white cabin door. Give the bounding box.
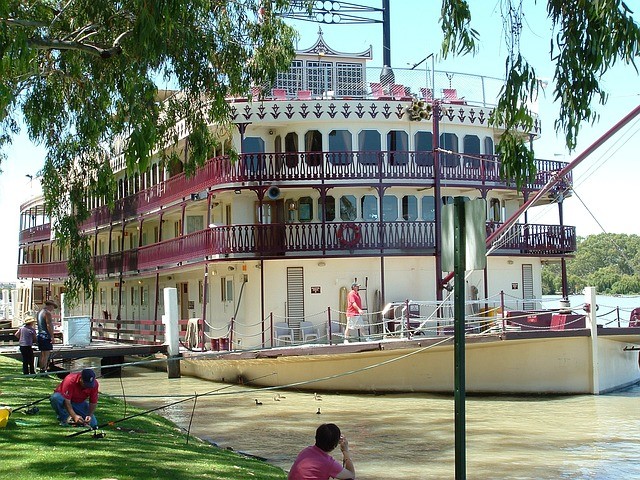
[286,267,304,340]
[522,264,535,310]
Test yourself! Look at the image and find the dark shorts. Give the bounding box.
[37,335,53,351]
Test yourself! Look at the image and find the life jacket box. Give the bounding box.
[62,316,92,346]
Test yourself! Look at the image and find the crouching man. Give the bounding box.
[50,368,99,428]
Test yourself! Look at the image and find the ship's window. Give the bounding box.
[414,131,434,166]
[422,196,435,221]
[387,130,409,165]
[440,133,459,167]
[340,195,357,221]
[336,62,365,97]
[274,135,283,171]
[304,130,322,167]
[130,286,139,305]
[358,130,381,165]
[174,219,182,237]
[186,215,203,234]
[286,199,297,223]
[99,288,106,305]
[463,135,480,167]
[484,136,494,154]
[221,277,234,303]
[321,195,336,221]
[402,195,418,221]
[489,198,502,222]
[141,286,148,306]
[111,288,118,305]
[383,195,399,221]
[299,197,313,222]
[306,60,333,96]
[242,136,265,173]
[285,132,299,168]
[276,59,303,92]
[361,195,378,221]
[328,130,352,165]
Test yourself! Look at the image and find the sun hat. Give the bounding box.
[81,368,96,388]
[23,316,36,325]
[351,282,360,288]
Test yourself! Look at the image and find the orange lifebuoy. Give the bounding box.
[337,223,361,248]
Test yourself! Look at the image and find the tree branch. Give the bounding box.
[0,17,48,28]
[28,36,124,59]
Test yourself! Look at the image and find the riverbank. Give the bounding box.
[0,356,286,480]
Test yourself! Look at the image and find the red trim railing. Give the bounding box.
[76,152,569,230]
[19,224,52,243]
[18,222,576,279]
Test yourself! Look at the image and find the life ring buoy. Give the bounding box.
[337,223,361,248]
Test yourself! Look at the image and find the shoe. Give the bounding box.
[59,421,69,427]
[343,340,349,344]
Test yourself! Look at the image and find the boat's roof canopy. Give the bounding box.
[296,29,372,62]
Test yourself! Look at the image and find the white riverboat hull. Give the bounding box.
[181,329,640,395]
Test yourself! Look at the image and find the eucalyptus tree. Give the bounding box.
[1,1,639,302]
[1,0,298,301]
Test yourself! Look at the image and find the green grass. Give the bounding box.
[0,356,286,480]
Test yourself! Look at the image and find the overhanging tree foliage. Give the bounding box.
[1,1,639,303]
[441,0,640,185]
[1,0,298,303]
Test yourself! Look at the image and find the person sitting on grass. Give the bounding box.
[50,368,99,428]
[288,423,355,480]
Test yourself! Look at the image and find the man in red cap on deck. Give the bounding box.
[50,368,99,428]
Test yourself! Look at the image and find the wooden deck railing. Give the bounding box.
[19,223,52,243]
[18,222,576,279]
[76,152,570,230]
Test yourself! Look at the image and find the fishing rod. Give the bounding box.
[66,372,276,438]
[11,395,51,414]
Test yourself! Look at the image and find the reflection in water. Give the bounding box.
[98,368,640,479]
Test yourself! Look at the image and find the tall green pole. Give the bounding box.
[453,196,466,479]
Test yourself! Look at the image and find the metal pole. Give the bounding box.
[382,0,391,67]
[453,196,466,479]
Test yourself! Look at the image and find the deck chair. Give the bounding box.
[370,82,386,99]
[273,322,293,346]
[250,86,263,100]
[327,320,344,343]
[296,89,312,100]
[420,87,433,101]
[299,321,319,342]
[271,88,287,100]
[442,88,465,104]
[391,84,411,100]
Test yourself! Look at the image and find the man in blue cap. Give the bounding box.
[50,368,99,427]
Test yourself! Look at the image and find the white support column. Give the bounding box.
[585,286,600,394]
[162,287,181,378]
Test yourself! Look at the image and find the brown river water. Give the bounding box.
[95,365,640,480]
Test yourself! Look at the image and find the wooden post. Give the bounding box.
[163,287,181,378]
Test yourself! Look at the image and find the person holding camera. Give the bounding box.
[288,423,355,479]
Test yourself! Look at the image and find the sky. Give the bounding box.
[1,1,640,281]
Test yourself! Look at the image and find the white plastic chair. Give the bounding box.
[299,321,319,342]
[273,322,293,346]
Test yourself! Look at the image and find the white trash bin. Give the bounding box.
[62,316,92,346]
